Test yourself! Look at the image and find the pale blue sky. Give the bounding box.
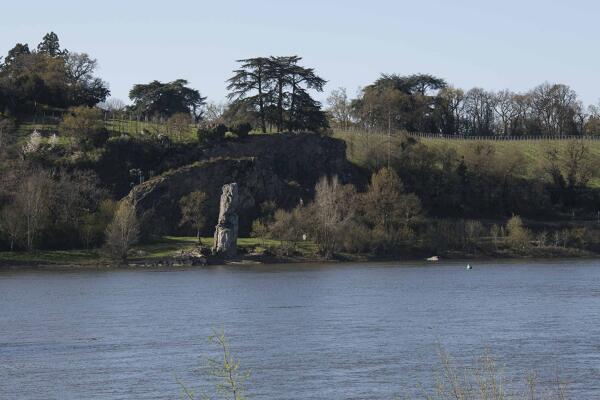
[1,0,598,106]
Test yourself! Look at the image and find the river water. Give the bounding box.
[1,260,599,399]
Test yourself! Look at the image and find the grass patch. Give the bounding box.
[0,236,319,266]
[335,129,600,187]
[0,249,102,265]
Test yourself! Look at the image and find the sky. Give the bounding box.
[1,0,599,107]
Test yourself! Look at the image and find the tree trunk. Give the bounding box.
[258,69,266,133]
[277,79,284,132]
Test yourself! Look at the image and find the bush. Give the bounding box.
[506,215,531,251]
[59,106,108,148]
[198,124,228,144]
[231,122,252,137]
[104,201,139,260]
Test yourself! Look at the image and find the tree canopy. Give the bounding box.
[0,32,109,116]
[129,79,206,119]
[227,56,328,133]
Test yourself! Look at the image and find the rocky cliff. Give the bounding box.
[127,133,364,236]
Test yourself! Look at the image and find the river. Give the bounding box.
[1,260,599,399]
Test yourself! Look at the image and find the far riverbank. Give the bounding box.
[0,235,596,270]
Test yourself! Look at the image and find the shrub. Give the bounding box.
[198,124,228,144]
[59,106,108,148]
[104,201,139,260]
[506,215,531,251]
[231,122,252,137]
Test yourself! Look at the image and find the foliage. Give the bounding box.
[59,106,107,148]
[231,122,252,137]
[227,56,327,133]
[506,215,531,251]
[198,123,228,144]
[103,201,140,260]
[349,73,597,137]
[309,176,357,257]
[179,191,208,244]
[179,330,249,400]
[0,32,109,115]
[422,347,569,400]
[129,79,206,119]
[166,112,193,141]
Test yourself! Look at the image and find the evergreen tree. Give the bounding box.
[129,79,205,119]
[37,32,63,57]
[227,56,327,133]
[226,57,271,133]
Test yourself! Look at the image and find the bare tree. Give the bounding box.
[327,87,352,130]
[204,101,227,125]
[492,90,519,136]
[530,82,580,135]
[179,191,208,244]
[104,201,140,260]
[11,171,53,251]
[463,88,495,135]
[438,86,464,134]
[166,112,193,141]
[311,176,357,258]
[0,204,24,251]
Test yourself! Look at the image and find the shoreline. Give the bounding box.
[1,249,598,271]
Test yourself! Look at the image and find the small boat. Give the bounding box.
[466,264,472,270]
[426,256,439,262]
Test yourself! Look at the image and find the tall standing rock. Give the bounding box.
[212,183,239,257]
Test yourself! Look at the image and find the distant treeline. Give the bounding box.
[329,76,600,137]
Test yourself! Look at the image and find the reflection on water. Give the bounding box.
[1,260,600,399]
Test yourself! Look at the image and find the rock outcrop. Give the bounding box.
[126,133,365,237]
[212,183,239,257]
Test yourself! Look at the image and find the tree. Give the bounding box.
[529,83,581,135]
[363,167,422,241]
[492,90,519,136]
[10,171,53,251]
[64,52,110,106]
[227,56,327,133]
[129,79,206,119]
[179,191,208,244]
[310,176,357,257]
[37,32,64,57]
[585,103,600,135]
[353,73,446,133]
[203,101,227,125]
[437,86,464,134]
[227,57,271,133]
[543,141,597,207]
[266,56,300,131]
[273,56,326,131]
[104,201,139,260]
[463,88,495,136]
[59,106,107,148]
[327,87,352,130]
[506,215,531,250]
[167,112,193,141]
[3,43,30,66]
[0,204,24,251]
[0,36,108,114]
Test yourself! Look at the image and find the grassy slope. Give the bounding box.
[334,130,600,187]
